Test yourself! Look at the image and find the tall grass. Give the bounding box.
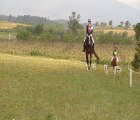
[0,39,135,64]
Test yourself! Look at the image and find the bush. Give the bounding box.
[13,25,26,32]
[29,50,43,56]
[33,24,44,35]
[62,30,85,42]
[17,30,32,40]
[39,32,61,41]
[132,23,140,71]
[96,31,133,45]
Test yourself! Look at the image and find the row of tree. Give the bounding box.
[94,20,132,28]
[0,14,56,25]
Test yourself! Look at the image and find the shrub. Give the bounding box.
[132,23,140,71]
[29,50,43,56]
[17,30,32,40]
[96,31,133,45]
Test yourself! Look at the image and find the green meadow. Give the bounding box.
[0,53,140,120]
[0,32,17,40]
[0,25,139,119]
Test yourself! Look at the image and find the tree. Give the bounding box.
[33,24,44,35]
[101,22,107,27]
[67,12,83,34]
[109,20,113,26]
[8,14,12,22]
[17,30,32,40]
[120,21,124,27]
[134,23,140,41]
[125,20,131,29]
[131,23,140,71]
[95,22,100,27]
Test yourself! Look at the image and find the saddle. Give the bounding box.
[85,36,94,47]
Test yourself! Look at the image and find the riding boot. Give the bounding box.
[82,42,86,52]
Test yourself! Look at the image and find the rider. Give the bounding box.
[113,46,118,57]
[111,46,119,64]
[82,19,94,52]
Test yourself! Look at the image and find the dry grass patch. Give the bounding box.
[95,28,135,36]
[0,21,30,29]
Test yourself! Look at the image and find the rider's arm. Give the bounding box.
[86,25,88,36]
[91,26,93,35]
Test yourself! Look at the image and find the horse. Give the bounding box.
[85,36,99,70]
[111,56,119,69]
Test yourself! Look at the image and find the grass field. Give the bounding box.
[0,21,30,40]
[0,32,17,40]
[0,53,140,120]
[0,21,139,119]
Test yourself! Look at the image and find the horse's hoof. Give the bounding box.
[87,67,90,70]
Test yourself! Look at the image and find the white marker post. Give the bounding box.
[104,64,108,75]
[129,69,132,87]
[9,33,11,40]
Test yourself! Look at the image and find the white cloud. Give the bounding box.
[117,0,140,10]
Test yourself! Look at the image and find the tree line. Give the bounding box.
[14,12,133,45]
[0,14,57,25]
[0,14,134,28]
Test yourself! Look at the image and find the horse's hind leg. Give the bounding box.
[92,44,99,64]
[86,52,89,70]
[93,49,99,64]
[90,52,92,67]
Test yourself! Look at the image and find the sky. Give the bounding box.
[0,0,140,24]
[117,0,140,10]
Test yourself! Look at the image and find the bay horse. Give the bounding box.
[85,36,99,70]
[111,56,119,69]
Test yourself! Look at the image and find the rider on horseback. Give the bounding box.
[82,19,94,52]
[111,46,119,67]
